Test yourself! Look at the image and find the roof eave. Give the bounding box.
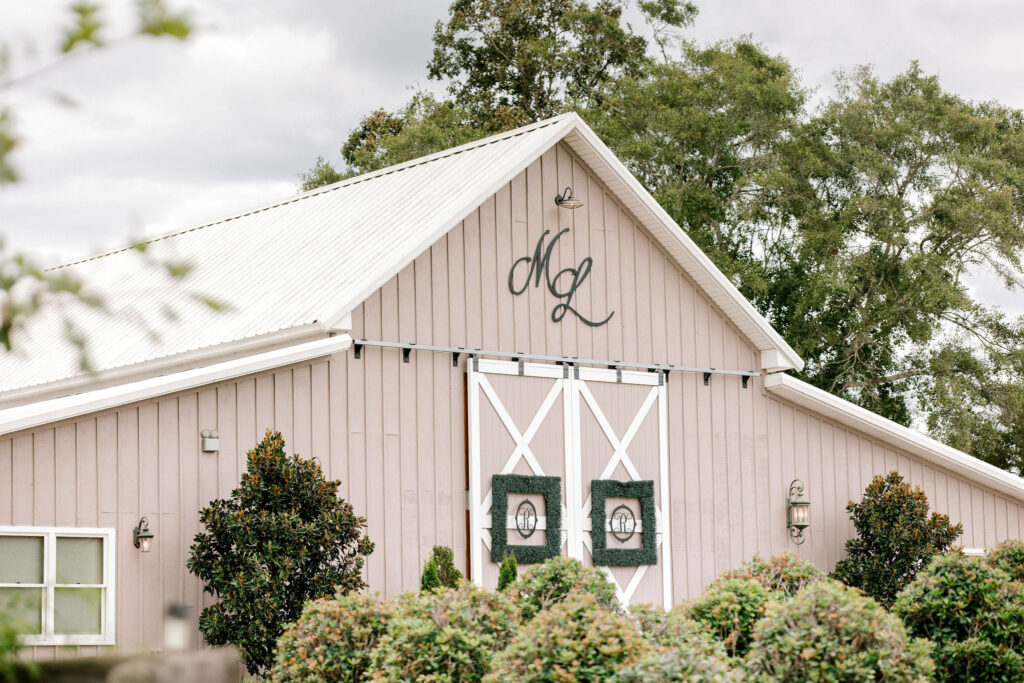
[0,323,329,409]
[765,373,1024,503]
[0,335,353,436]
[559,116,804,373]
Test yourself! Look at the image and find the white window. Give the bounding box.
[0,527,115,646]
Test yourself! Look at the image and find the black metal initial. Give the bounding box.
[515,499,538,539]
[610,504,637,543]
[508,228,614,327]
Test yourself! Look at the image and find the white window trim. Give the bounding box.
[0,526,116,646]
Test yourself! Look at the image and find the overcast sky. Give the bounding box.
[4,0,1024,312]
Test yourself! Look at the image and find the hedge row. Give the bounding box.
[271,547,1024,682]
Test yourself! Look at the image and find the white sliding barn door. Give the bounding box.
[468,359,672,608]
[467,360,571,590]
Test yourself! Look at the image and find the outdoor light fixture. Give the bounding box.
[786,479,810,544]
[200,428,220,453]
[133,516,154,552]
[554,186,583,209]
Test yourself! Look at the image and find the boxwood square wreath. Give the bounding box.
[490,474,562,564]
[591,479,657,566]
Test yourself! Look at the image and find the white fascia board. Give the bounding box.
[0,335,352,436]
[563,120,804,373]
[759,349,792,373]
[0,323,327,409]
[765,373,1024,502]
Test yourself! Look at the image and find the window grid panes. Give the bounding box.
[0,528,114,645]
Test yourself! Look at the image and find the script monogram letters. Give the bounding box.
[508,228,615,327]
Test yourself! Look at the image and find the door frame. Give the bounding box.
[467,358,672,607]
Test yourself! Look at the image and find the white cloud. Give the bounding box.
[2,0,450,260]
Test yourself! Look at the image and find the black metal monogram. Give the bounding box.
[610,504,637,542]
[515,499,538,539]
[508,228,615,327]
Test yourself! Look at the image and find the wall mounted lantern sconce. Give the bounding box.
[786,479,810,545]
[200,429,220,453]
[554,186,583,209]
[133,517,154,552]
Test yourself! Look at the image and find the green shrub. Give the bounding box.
[421,558,442,592]
[271,592,390,682]
[688,579,770,657]
[510,555,619,621]
[614,648,744,683]
[486,592,650,682]
[746,579,934,682]
[832,470,962,607]
[987,538,1024,583]
[369,582,519,682]
[429,545,464,588]
[893,553,1024,682]
[721,552,824,598]
[0,609,37,683]
[187,430,374,674]
[618,605,742,682]
[929,638,1024,682]
[497,552,517,591]
[630,603,712,648]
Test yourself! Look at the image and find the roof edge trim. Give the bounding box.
[0,335,352,436]
[0,323,327,409]
[764,373,1024,502]
[563,119,804,372]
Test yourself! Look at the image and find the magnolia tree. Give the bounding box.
[832,471,961,607]
[187,431,373,674]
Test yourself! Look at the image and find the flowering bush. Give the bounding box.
[509,555,619,621]
[486,592,649,682]
[893,553,1024,682]
[720,552,824,598]
[369,582,519,682]
[688,578,770,657]
[746,580,934,682]
[271,592,390,682]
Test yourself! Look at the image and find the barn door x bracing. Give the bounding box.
[467,359,672,608]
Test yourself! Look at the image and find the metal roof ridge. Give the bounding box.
[47,113,577,273]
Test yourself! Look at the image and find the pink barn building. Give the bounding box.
[1,113,1022,655]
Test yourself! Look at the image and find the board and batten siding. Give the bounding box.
[1,142,1023,656]
[0,353,471,658]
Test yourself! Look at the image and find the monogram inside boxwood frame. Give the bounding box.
[490,474,562,564]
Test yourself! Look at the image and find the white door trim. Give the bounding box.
[467,359,672,607]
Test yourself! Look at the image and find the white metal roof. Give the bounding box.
[0,113,802,405]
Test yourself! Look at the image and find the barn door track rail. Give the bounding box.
[351,339,757,386]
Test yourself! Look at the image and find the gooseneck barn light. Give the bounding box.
[554,186,583,209]
[133,516,154,552]
[786,479,810,545]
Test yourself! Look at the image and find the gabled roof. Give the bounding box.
[0,113,802,406]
